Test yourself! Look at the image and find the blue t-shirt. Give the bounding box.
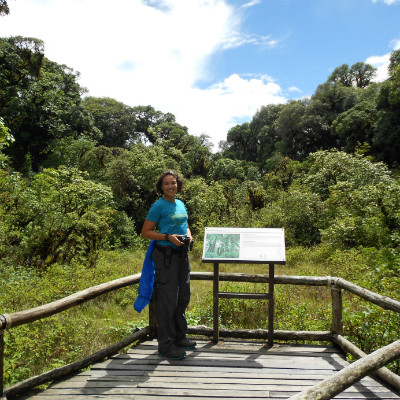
[146,198,188,248]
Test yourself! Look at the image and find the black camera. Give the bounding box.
[178,236,194,251]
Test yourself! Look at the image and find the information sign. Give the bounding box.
[202,227,286,263]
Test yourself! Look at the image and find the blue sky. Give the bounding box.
[1,0,399,150]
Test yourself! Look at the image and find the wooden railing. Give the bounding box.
[1,272,400,399]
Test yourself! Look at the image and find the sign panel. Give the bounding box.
[202,227,286,264]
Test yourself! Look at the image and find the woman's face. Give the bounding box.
[161,174,178,200]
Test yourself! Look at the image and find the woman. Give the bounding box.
[141,170,196,360]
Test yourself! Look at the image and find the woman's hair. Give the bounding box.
[156,170,183,194]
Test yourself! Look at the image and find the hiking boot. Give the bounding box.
[175,338,197,349]
[158,346,187,360]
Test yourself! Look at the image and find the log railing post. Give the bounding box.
[213,262,220,343]
[0,327,4,399]
[268,263,274,347]
[331,284,343,335]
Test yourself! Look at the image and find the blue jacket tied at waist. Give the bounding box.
[134,240,156,313]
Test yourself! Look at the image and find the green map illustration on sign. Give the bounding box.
[204,233,240,259]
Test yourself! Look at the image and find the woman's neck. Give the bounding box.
[162,195,175,203]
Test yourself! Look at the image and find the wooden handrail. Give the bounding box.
[290,339,400,400]
[190,272,400,313]
[2,273,399,331]
[333,333,400,391]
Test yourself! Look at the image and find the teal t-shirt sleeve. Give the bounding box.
[146,201,161,223]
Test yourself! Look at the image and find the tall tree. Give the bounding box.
[82,97,138,148]
[331,83,381,153]
[350,62,377,88]
[250,104,284,168]
[0,0,9,16]
[328,64,353,87]
[132,105,175,144]
[328,62,376,88]
[373,49,400,167]
[0,37,95,171]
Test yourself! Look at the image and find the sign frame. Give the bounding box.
[202,227,286,264]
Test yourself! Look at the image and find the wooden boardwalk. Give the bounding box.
[19,339,400,399]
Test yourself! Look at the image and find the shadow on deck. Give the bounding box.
[18,339,400,399]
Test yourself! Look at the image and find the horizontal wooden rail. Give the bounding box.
[187,325,332,341]
[218,292,269,299]
[0,274,141,330]
[334,277,400,313]
[290,339,400,400]
[191,272,400,312]
[190,272,329,286]
[2,273,400,332]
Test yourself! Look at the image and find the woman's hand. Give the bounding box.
[169,234,184,246]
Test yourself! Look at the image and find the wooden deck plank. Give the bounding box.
[17,339,400,400]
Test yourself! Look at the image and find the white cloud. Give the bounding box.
[372,0,400,5]
[288,86,302,94]
[240,0,262,9]
[367,39,400,82]
[174,74,286,147]
[0,0,285,150]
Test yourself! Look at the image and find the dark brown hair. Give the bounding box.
[155,170,183,194]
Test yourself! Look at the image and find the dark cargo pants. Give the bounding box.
[152,246,191,353]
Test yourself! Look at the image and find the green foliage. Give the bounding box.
[82,96,138,148]
[0,167,114,267]
[257,187,324,246]
[328,62,376,88]
[331,84,381,153]
[0,37,95,171]
[302,150,391,200]
[0,0,10,16]
[0,117,13,167]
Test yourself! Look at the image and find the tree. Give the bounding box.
[0,36,45,107]
[0,117,13,167]
[331,83,381,153]
[274,100,324,160]
[82,97,139,148]
[373,49,400,167]
[350,62,376,88]
[250,104,284,167]
[224,123,253,161]
[0,167,114,267]
[328,64,353,87]
[328,62,376,88]
[302,150,392,200]
[1,37,96,171]
[132,105,175,144]
[0,0,10,16]
[0,117,12,149]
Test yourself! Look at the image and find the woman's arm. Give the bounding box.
[141,219,184,246]
[187,224,193,242]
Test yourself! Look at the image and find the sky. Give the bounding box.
[1,0,400,150]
